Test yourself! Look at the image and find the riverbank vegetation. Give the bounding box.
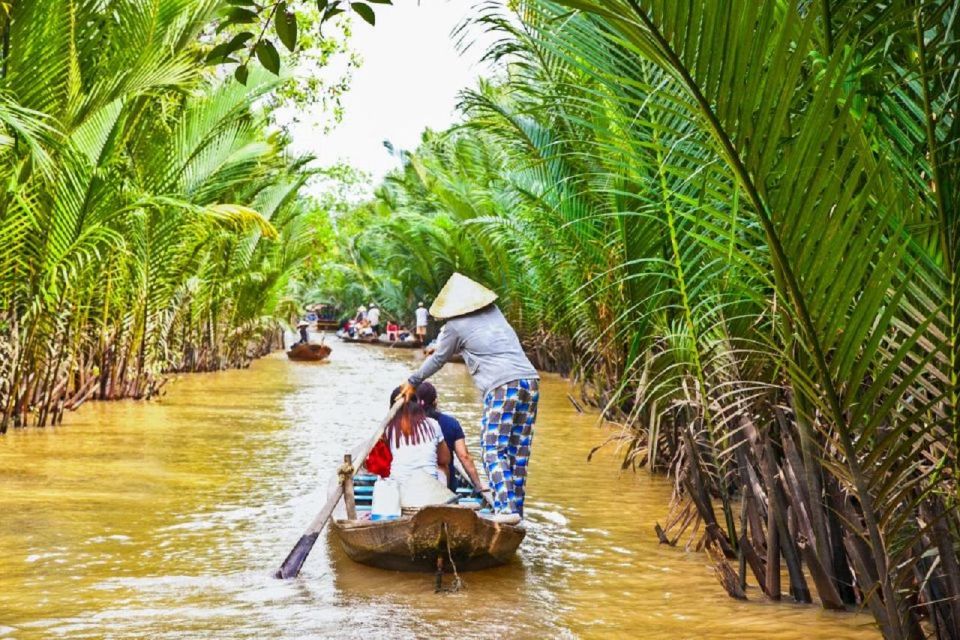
[0,1,336,431]
[317,2,959,637]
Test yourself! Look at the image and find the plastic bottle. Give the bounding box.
[371,477,401,521]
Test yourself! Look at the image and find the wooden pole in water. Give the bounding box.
[343,454,357,520]
[274,397,405,579]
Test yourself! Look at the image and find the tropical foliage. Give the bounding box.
[320,1,960,637]
[212,0,390,83]
[0,0,324,431]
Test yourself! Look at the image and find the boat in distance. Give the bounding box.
[286,343,332,361]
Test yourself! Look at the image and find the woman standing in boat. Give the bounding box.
[400,273,539,524]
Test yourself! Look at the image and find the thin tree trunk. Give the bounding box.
[762,436,810,603]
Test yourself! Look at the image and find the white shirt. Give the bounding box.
[388,418,442,483]
[415,307,428,327]
[367,307,380,325]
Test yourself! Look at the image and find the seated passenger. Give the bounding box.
[385,386,452,502]
[416,382,486,494]
[386,320,399,341]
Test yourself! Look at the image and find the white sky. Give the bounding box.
[287,1,494,190]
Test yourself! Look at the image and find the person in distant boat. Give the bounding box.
[367,303,381,336]
[386,386,451,486]
[415,301,428,343]
[386,320,399,341]
[358,321,375,338]
[354,305,367,324]
[296,321,309,345]
[416,382,485,494]
[399,273,540,524]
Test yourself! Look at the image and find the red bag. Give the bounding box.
[365,438,392,477]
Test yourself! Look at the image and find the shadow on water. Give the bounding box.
[0,342,880,639]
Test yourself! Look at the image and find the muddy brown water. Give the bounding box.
[0,343,880,639]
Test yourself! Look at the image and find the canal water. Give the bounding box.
[0,343,879,639]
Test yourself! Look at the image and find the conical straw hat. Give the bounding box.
[429,273,498,319]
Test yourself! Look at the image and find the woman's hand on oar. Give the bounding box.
[274,397,405,580]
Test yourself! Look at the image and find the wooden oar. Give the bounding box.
[274,397,405,579]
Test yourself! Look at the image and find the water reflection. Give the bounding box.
[0,344,879,639]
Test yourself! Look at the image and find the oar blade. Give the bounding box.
[273,398,404,580]
[274,532,320,579]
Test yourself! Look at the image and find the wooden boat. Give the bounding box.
[336,330,378,344]
[330,471,524,572]
[306,302,341,332]
[332,504,525,572]
[286,343,331,361]
[315,319,340,332]
[375,336,421,349]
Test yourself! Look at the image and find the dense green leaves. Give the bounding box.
[0,0,321,432]
[316,2,960,637]
[211,0,389,79]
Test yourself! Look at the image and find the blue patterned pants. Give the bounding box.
[481,378,540,515]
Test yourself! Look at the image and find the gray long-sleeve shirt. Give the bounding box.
[408,305,539,397]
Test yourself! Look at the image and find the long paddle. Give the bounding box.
[274,397,405,579]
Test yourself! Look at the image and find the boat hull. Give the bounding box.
[315,320,340,332]
[376,338,421,349]
[331,506,524,572]
[336,331,378,344]
[286,343,331,361]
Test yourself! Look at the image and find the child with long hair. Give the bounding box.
[385,386,451,484]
